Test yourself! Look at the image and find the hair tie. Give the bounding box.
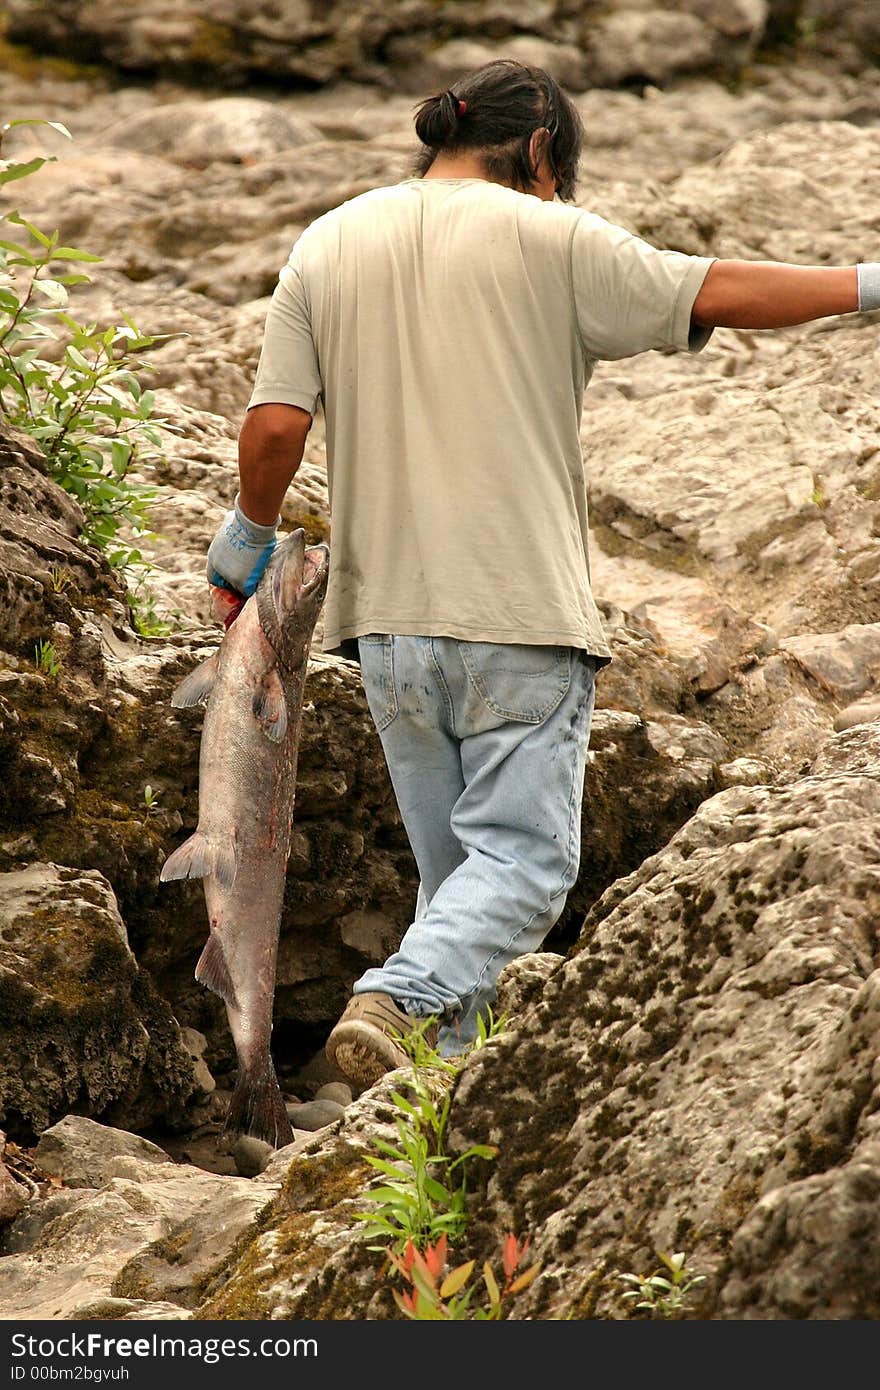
[457,99,467,117]
[445,90,467,118]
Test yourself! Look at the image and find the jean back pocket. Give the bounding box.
[458,641,571,725]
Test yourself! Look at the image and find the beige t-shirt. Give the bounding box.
[248,178,715,664]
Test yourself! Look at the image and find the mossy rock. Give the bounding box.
[0,862,198,1140]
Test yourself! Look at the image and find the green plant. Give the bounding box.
[0,118,176,569]
[33,637,61,676]
[618,1250,707,1319]
[142,784,161,816]
[811,480,829,510]
[127,569,174,637]
[356,1010,507,1252]
[48,564,72,592]
[389,1232,541,1320]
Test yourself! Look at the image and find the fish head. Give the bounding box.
[256,529,330,668]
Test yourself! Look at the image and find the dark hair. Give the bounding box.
[411,59,584,201]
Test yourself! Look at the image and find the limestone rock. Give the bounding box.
[395,36,590,92]
[0,1163,29,1225]
[582,9,718,87]
[0,864,198,1139]
[1,1190,86,1257]
[0,1147,280,1318]
[779,624,880,704]
[194,1078,416,1319]
[102,97,322,164]
[179,1028,216,1095]
[447,722,880,1320]
[6,0,770,89]
[34,1115,173,1188]
[494,950,565,1021]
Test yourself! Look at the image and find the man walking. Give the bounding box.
[207,60,872,1088]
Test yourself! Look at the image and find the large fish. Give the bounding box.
[161,529,330,1147]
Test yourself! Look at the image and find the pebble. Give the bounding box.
[285,1099,346,1132]
[833,699,880,732]
[314,1082,353,1107]
[231,1135,273,1178]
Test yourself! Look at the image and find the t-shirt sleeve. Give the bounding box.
[247,248,323,414]
[571,211,716,361]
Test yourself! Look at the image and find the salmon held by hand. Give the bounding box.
[161,530,329,1148]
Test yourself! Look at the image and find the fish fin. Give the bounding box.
[160,830,238,889]
[171,653,219,709]
[194,932,238,1009]
[223,1057,294,1149]
[252,667,288,744]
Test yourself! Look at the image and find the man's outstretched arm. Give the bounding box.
[237,402,312,525]
[691,260,861,330]
[206,403,312,598]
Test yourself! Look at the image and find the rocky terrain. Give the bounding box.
[0,0,879,1320]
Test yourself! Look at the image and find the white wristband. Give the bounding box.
[857,262,880,312]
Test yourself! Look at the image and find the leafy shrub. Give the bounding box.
[0,118,175,609]
[356,1012,504,1251]
[355,1010,542,1319]
[618,1250,707,1318]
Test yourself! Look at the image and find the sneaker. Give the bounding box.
[325,992,438,1088]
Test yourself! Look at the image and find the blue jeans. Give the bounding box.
[354,635,598,1054]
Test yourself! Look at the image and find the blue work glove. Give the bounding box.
[206,494,279,598]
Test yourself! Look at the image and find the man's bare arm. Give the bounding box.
[237,402,313,526]
[691,260,859,330]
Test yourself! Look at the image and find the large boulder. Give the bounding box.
[33,1115,174,1188]
[0,863,201,1139]
[450,721,880,1319]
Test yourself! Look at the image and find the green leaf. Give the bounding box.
[0,158,49,186]
[33,278,68,306]
[2,119,71,140]
[390,1090,422,1120]
[0,238,33,256]
[66,345,96,373]
[365,1185,417,1206]
[459,1143,498,1161]
[110,439,132,475]
[6,211,51,247]
[50,245,103,263]
[423,1177,453,1204]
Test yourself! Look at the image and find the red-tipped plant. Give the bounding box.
[388,1232,541,1320]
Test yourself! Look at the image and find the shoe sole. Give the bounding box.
[326,1021,408,1089]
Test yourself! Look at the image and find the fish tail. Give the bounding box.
[223,1055,295,1149]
